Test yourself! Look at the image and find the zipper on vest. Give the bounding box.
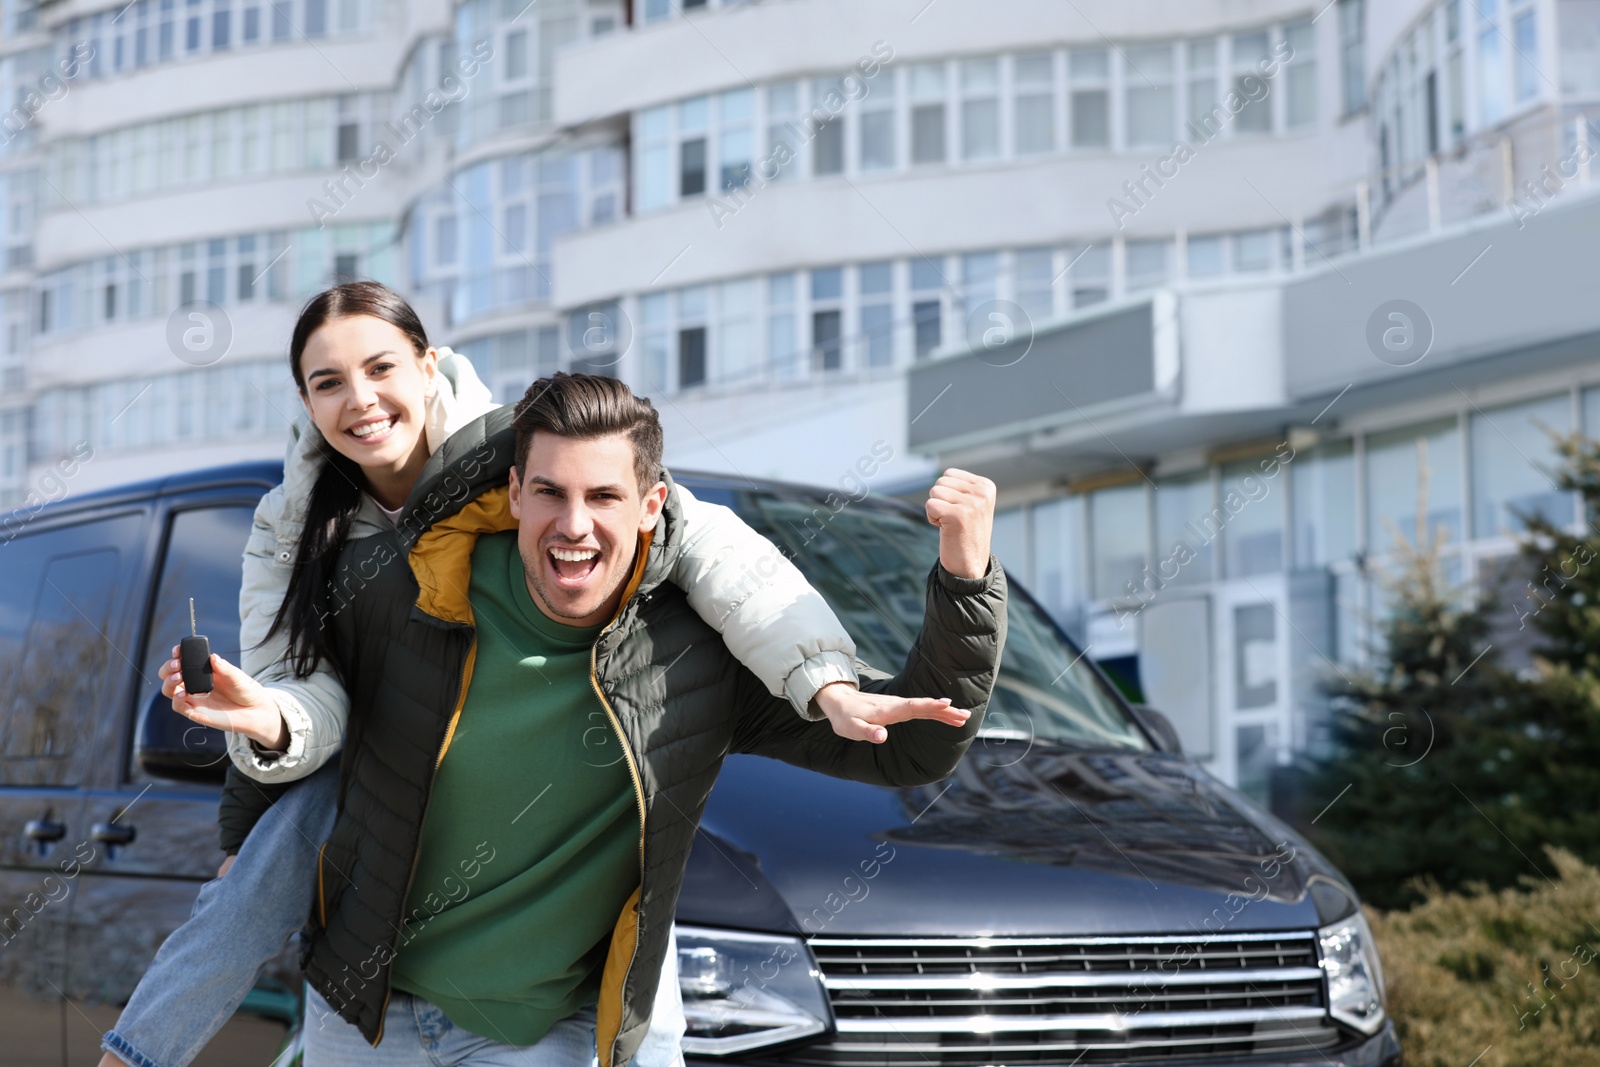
[370,630,477,1047]
[589,627,647,1067]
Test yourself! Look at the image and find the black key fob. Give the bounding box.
[180,635,213,694]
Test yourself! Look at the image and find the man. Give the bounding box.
[244,373,1005,1064]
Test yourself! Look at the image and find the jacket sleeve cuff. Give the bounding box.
[934,555,1002,595]
[784,650,859,721]
[225,689,314,782]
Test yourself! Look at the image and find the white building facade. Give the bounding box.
[7,0,1600,801]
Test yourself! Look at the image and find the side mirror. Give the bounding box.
[136,691,231,784]
[1130,704,1183,755]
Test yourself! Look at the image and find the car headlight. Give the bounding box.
[676,925,832,1055]
[1317,910,1386,1034]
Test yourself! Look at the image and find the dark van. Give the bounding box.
[0,462,1401,1067]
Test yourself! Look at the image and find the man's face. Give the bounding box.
[507,432,667,628]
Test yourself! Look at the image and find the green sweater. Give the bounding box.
[389,530,641,1044]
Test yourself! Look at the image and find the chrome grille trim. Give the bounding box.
[772,933,1337,1065]
[832,1006,1328,1034]
[823,966,1325,991]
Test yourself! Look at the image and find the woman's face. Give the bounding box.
[297,315,437,475]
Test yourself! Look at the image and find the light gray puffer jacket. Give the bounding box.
[229,349,859,783]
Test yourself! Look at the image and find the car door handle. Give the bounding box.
[24,819,67,842]
[90,822,136,846]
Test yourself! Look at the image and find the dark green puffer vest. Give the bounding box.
[291,405,1009,1063]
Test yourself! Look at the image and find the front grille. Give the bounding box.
[776,934,1341,1066]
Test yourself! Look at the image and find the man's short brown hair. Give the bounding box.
[511,372,665,493]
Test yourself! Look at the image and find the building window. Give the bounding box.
[1187,39,1220,135]
[1339,0,1366,113]
[677,286,707,388]
[1365,417,1462,553]
[1469,393,1573,536]
[811,78,845,176]
[638,291,669,392]
[1221,459,1283,577]
[718,89,753,191]
[678,96,708,196]
[1013,52,1056,154]
[1512,1,1538,103]
[859,70,896,170]
[1124,43,1175,148]
[810,267,842,371]
[911,257,944,360]
[909,62,947,165]
[1155,471,1214,586]
[1187,233,1225,276]
[1069,49,1111,148]
[714,279,758,383]
[765,83,801,181]
[1091,483,1148,600]
[767,272,797,378]
[1070,243,1110,307]
[1124,238,1171,292]
[858,261,894,367]
[634,105,671,211]
[960,58,1000,160]
[1231,31,1274,133]
[1014,247,1054,323]
[1291,441,1357,567]
[1283,21,1317,127]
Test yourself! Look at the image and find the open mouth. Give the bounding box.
[548,545,601,587]
[346,415,397,444]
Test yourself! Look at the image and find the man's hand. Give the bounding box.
[158,645,289,752]
[217,854,237,878]
[926,468,997,579]
[814,682,971,744]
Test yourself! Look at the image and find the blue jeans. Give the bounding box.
[102,762,687,1067]
[303,986,603,1066]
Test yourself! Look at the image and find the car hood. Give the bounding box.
[679,745,1348,937]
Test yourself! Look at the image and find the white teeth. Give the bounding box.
[350,417,394,439]
[550,547,599,562]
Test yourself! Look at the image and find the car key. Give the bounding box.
[179,597,214,695]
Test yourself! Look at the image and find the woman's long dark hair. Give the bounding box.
[263,280,431,679]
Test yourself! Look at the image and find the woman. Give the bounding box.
[97,281,896,1067]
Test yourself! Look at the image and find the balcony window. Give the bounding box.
[1013,52,1056,154]
[1069,49,1110,148]
[909,63,947,164]
[1124,43,1175,148]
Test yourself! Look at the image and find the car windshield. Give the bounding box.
[725,487,1149,752]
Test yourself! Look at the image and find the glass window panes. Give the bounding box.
[1366,418,1463,552]
[1188,39,1220,128]
[1069,49,1111,148]
[1470,393,1573,536]
[1291,441,1356,567]
[1071,243,1110,306]
[1013,51,1056,154]
[1154,471,1213,586]
[961,58,1000,160]
[1032,495,1085,631]
[992,506,1027,580]
[1125,238,1171,292]
[1124,43,1175,147]
[1221,458,1284,577]
[1186,234,1225,276]
[1231,31,1274,133]
[1090,482,1148,600]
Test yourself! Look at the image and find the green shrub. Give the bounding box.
[1372,848,1600,1065]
